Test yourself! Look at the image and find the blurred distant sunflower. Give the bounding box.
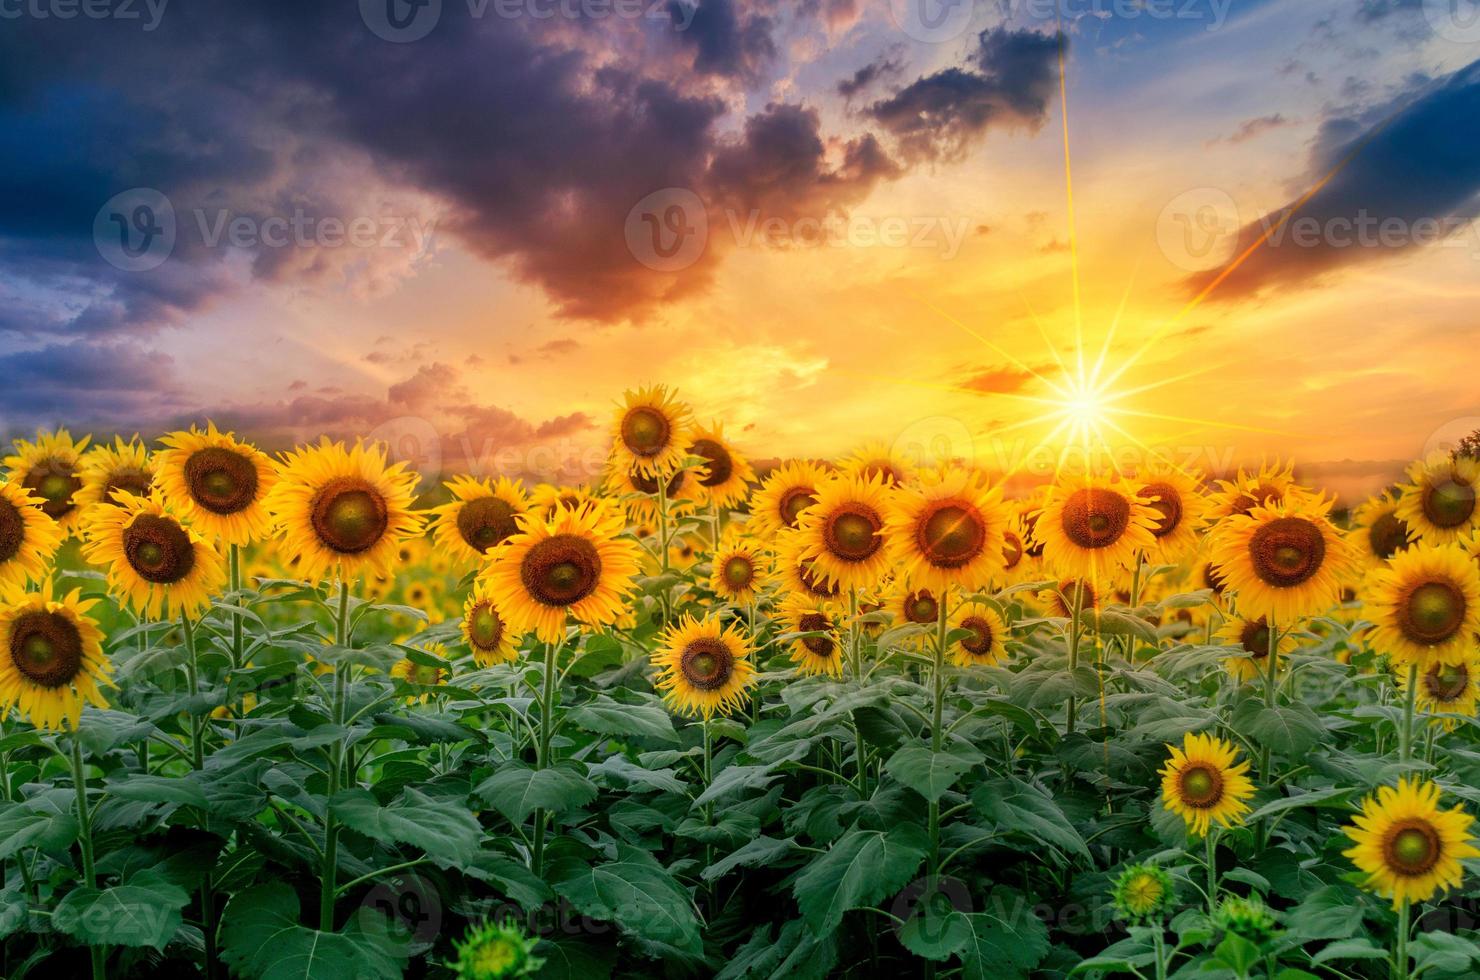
[773,529,843,603]
[0,583,110,731]
[82,492,226,620]
[403,580,439,612]
[710,532,767,604]
[1398,653,1480,730]
[4,430,90,535]
[687,422,754,509]
[999,518,1029,583]
[889,583,942,644]
[154,423,277,546]
[1209,499,1358,623]
[1351,491,1414,566]
[837,441,917,489]
[1160,731,1255,837]
[529,483,607,524]
[1044,577,1102,619]
[391,646,448,704]
[668,534,704,571]
[780,597,843,677]
[653,614,756,719]
[610,385,692,478]
[1363,542,1480,669]
[481,504,640,643]
[1016,489,1050,559]
[1134,464,1209,564]
[749,460,827,537]
[0,481,63,591]
[264,440,422,584]
[1344,777,1478,908]
[886,469,1007,593]
[608,461,696,525]
[461,581,518,666]
[947,600,1007,667]
[1216,615,1287,684]
[430,475,529,563]
[796,473,893,592]
[75,437,156,513]
[1034,474,1157,582]
[1396,452,1480,546]
[1207,459,1302,522]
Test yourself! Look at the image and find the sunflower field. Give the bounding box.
[2,388,1480,980]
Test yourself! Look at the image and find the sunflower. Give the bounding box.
[4,430,90,535]
[1208,498,1359,623]
[687,422,755,509]
[154,422,277,546]
[710,532,768,604]
[1044,577,1102,619]
[1351,491,1414,566]
[264,439,422,584]
[749,460,828,537]
[1396,452,1480,546]
[668,534,705,571]
[1016,489,1050,559]
[0,481,63,591]
[391,647,448,704]
[837,440,917,489]
[0,583,111,730]
[889,582,943,645]
[481,504,641,644]
[81,492,227,620]
[609,385,692,478]
[75,436,156,513]
[1398,653,1480,730]
[1207,459,1302,522]
[886,469,1007,593]
[403,580,439,612]
[1111,864,1176,923]
[607,460,697,526]
[653,614,756,719]
[1363,542,1480,669]
[1216,615,1287,684]
[947,600,1008,667]
[1159,731,1256,837]
[998,517,1030,584]
[794,473,894,592]
[773,529,843,603]
[1134,464,1209,564]
[529,483,609,524]
[1343,777,1478,908]
[779,597,843,677]
[430,475,529,563]
[1034,474,1158,582]
[461,580,519,666]
[450,919,543,980]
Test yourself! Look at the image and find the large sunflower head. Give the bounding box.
[4,430,91,535]
[1343,777,1479,908]
[75,436,156,515]
[1159,731,1256,837]
[1207,497,1359,623]
[0,481,64,592]
[154,422,277,546]
[0,582,110,731]
[795,473,894,592]
[1133,464,1210,564]
[779,596,843,677]
[1208,458,1303,522]
[1396,452,1480,546]
[1352,491,1414,566]
[948,600,1008,667]
[749,460,828,538]
[886,468,1007,593]
[1399,653,1480,731]
[81,492,227,620]
[263,439,423,584]
[773,529,844,603]
[430,475,529,563]
[710,531,768,604]
[687,422,755,510]
[461,580,519,666]
[609,385,693,478]
[1363,542,1480,670]
[1033,474,1158,583]
[480,504,641,644]
[1216,615,1287,685]
[653,614,756,719]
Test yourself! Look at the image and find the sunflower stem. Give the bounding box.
[531,634,562,878]
[848,589,868,795]
[1399,662,1419,766]
[927,594,949,879]
[1257,617,1280,849]
[181,613,221,980]
[656,475,672,626]
[1066,579,1085,735]
[319,580,350,932]
[70,736,106,980]
[1204,829,1219,916]
[229,543,244,671]
[1393,898,1411,980]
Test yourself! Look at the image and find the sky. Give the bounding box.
[2,0,1479,501]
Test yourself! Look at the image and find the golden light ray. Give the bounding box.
[908,291,1071,399]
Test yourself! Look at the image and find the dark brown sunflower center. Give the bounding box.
[778,485,817,528]
[1425,662,1470,702]
[904,590,938,624]
[621,407,670,457]
[8,610,83,688]
[960,615,994,656]
[680,637,735,690]
[1061,488,1131,549]
[521,534,602,607]
[22,460,80,520]
[1401,580,1466,645]
[184,447,259,515]
[310,478,389,554]
[917,501,987,568]
[1248,517,1325,587]
[824,505,883,562]
[1385,820,1441,876]
[691,438,733,488]
[1139,483,1182,538]
[798,612,835,657]
[1178,765,1223,808]
[1239,619,1272,659]
[467,602,504,650]
[1203,563,1228,595]
[630,467,684,497]
[1368,512,1410,560]
[722,555,754,590]
[1022,513,1045,557]
[1002,531,1023,570]
[456,496,519,553]
[122,513,196,584]
[1056,579,1096,616]
[1423,476,1476,529]
[797,560,840,598]
[0,497,24,564]
[103,468,153,505]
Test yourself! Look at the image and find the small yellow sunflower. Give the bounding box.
[795,473,894,592]
[263,439,423,584]
[4,430,91,535]
[710,532,768,604]
[81,492,227,620]
[779,597,844,677]
[528,483,611,524]
[889,582,944,646]
[1343,777,1479,908]
[652,614,756,719]
[391,647,448,704]
[1034,474,1158,583]
[481,504,641,644]
[1216,615,1287,684]
[607,460,697,526]
[609,385,693,478]
[1352,491,1414,566]
[429,475,529,563]
[687,422,755,510]
[1363,542,1480,669]
[154,422,277,546]
[1396,453,1480,546]
[1043,577,1104,619]
[837,440,917,489]
[75,436,156,513]
[1159,731,1256,837]
[1207,459,1303,522]
[0,583,111,730]
[1134,464,1210,564]
[1208,498,1359,623]
[947,601,1008,667]
[998,518,1030,584]
[1398,654,1480,730]
[461,580,519,666]
[749,460,827,538]
[886,469,1007,593]
[773,529,844,603]
[0,481,63,591]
